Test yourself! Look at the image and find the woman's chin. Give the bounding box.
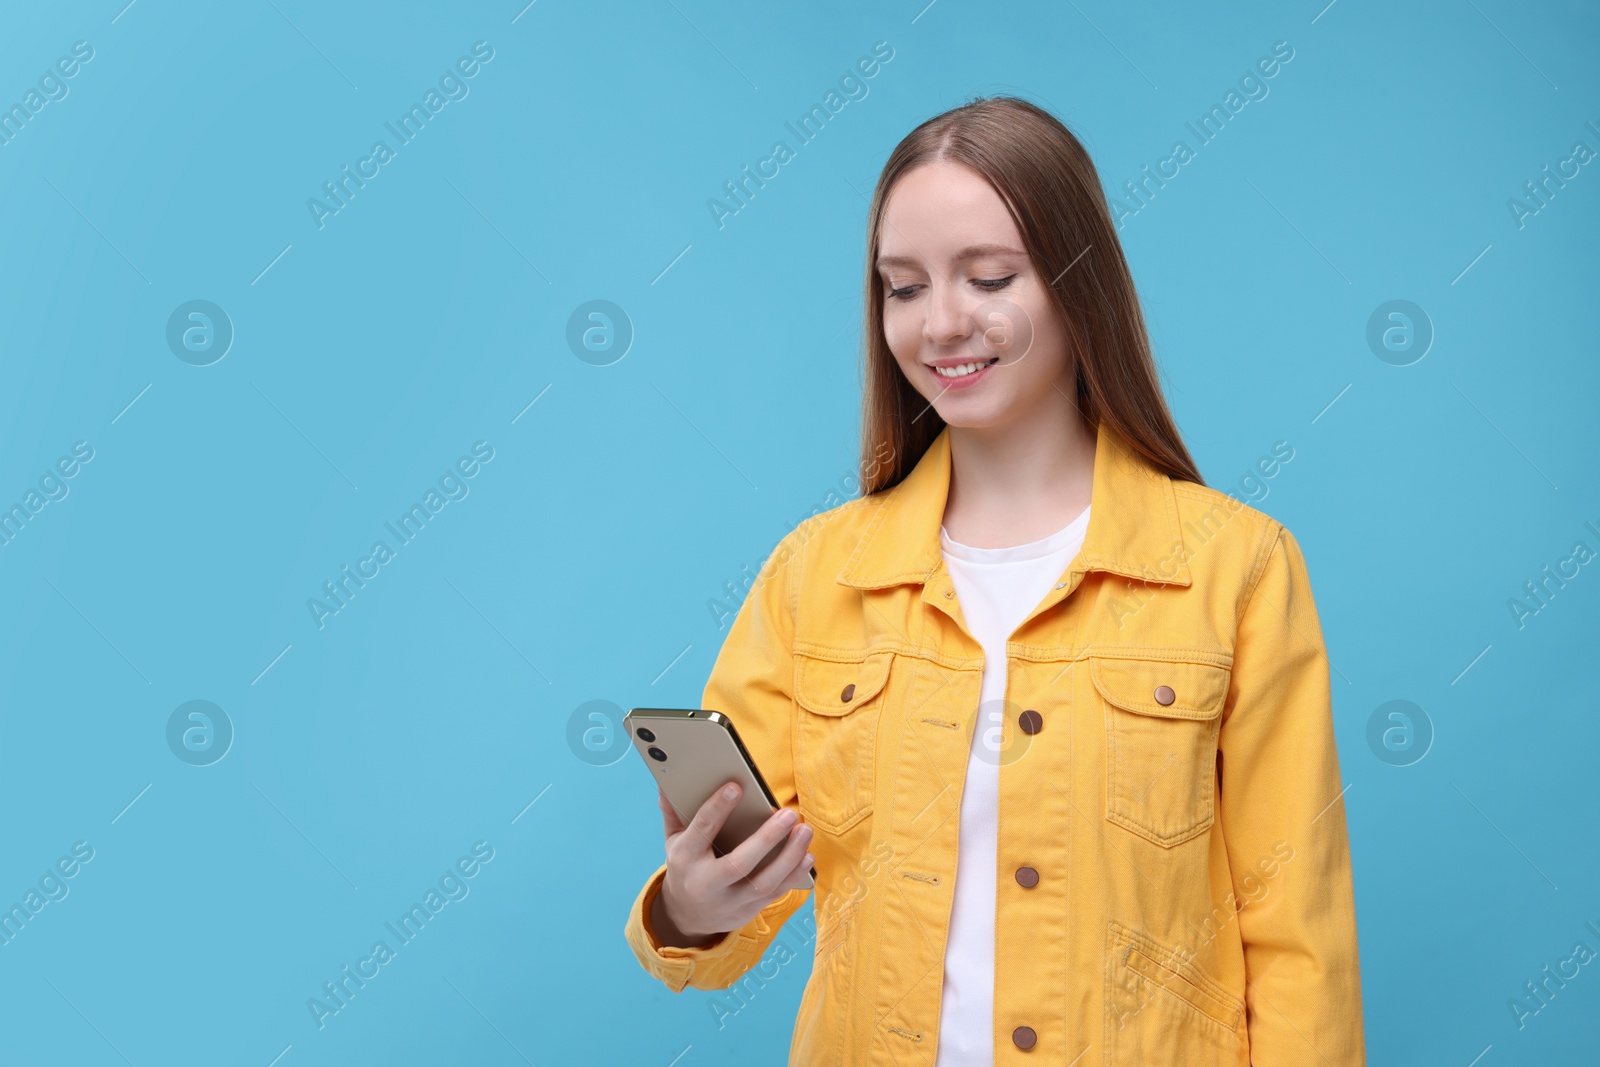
[928,398,1014,430]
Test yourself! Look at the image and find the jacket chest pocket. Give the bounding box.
[1091,654,1230,848]
[793,650,891,835]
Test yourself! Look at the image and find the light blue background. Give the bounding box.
[1,1,1596,1064]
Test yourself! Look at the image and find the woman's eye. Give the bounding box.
[887,274,1015,301]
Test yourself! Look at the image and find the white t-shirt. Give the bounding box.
[933,504,1091,1066]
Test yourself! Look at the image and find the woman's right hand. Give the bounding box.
[651,781,815,947]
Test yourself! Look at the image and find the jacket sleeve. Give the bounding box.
[1218,521,1365,1065]
[622,528,814,993]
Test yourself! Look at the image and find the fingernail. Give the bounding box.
[722,784,738,799]
[779,808,798,826]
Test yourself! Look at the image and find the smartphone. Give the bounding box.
[625,707,815,890]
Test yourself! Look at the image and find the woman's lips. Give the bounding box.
[928,356,999,389]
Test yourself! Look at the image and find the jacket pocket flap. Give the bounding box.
[795,651,892,716]
[1124,945,1243,1030]
[1090,655,1229,721]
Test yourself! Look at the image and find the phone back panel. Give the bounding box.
[626,709,810,888]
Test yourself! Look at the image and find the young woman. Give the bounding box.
[624,96,1364,1066]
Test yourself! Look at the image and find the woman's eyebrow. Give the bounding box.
[875,243,1027,270]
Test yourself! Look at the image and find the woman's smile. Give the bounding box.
[929,355,1000,385]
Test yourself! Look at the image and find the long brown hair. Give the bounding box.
[859,95,1204,493]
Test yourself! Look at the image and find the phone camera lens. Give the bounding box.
[647,746,667,762]
[636,726,656,743]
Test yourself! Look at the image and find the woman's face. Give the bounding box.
[876,160,1074,428]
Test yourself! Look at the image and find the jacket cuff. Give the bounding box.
[624,862,741,992]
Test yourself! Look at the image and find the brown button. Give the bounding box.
[1154,685,1175,706]
[1012,1025,1037,1050]
[1014,866,1039,888]
[1018,709,1043,735]
[841,683,856,702]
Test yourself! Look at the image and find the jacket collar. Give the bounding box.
[837,420,1193,590]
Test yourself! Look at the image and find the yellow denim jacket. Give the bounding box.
[624,420,1365,1066]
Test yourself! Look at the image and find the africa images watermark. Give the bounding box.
[308,441,495,630]
[1507,517,1600,630]
[706,40,895,230]
[307,841,496,1030]
[1506,118,1599,230]
[1111,39,1295,228]
[0,841,96,948]
[0,40,95,149]
[307,41,496,230]
[707,839,895,1030]
[1105,439,1296,628]
[0,440,95,550]
[1112,839,1293,1032]
[706,440,896,630]
[1506,913,1600,1031]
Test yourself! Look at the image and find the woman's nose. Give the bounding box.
[921,279,973,347]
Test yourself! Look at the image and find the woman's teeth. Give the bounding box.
[934,357,999,378]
